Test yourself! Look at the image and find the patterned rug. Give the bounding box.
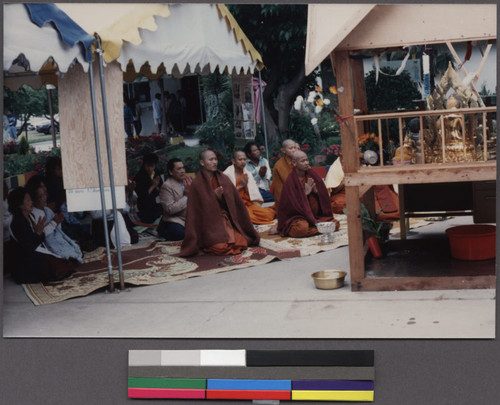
[256,215,349,257]
[22,214,426,306]
[22,241,278,306]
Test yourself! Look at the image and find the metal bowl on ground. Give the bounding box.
[311,270,346,290]
[316,221,335,243]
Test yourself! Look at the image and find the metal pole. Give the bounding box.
[95,35,125,291]
[258,70,269,161]
[46,85,57,148]
[88,61,115,293]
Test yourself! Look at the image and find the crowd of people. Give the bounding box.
[3,138,398,284]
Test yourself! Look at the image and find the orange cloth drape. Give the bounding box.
[236,174,275,224]
[270,156,293,208]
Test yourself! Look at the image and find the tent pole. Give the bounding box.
[258,70,269,161]
[46,85,57,148]
[95,35,125,291]
[88,61,115,293]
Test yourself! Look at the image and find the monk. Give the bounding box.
[224,151,276,225]
[278,151,339,237]
[324,155,346,214]
[180,149,260,257]
[325,152,400,220]
[269,139,298,208]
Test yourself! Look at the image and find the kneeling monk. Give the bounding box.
[224,150,276,225]
[278,151,339,237]
[180,149,260,257]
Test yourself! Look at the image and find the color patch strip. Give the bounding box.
[161,350,201,366]
[128,388,206,399]
[128,377,206,389]
[200,350,246,366]
[292,380,374,391]
[129,350,162,366]
[207,379,291,391]
[292,390,374,401]
[246,350,374,367]
[206,389,291,400]
[128,366,376,380]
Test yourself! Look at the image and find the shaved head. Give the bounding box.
[199,148,215,161]
[282,139,295,148]
[292,150,307,162]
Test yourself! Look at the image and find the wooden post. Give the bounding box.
[440,116,446,162]
[378,119,383,166]
[398,184,406,240]
[398,117,404,163]
[419,116,425,164]
[351,57,367,136]
[483,112,487,161]
[331,50,364,290]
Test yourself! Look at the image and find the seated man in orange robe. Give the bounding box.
[324,155,346,214]
[278,151,339,238]
[270,139,298,208]
[180,149,260,257]
[224,150,276,225]
[325,152,399,220]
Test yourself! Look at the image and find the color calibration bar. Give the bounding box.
[128,350,375,402]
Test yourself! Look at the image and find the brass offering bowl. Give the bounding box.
[311,270,346,290]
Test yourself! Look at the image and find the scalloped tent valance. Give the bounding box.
[4,3,264,90]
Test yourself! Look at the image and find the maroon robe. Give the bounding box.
[180,169,260,257]
[277,169,333,237]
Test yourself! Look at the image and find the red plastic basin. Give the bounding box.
[446,225,496,261]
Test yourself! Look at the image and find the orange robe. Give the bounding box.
[330,190,347,214]
[203,176,248,255]
[270,156,293,208]
[236,174,276,225]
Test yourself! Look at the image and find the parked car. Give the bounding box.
[36,120,59,134]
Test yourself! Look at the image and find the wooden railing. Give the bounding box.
[353,106,496,166]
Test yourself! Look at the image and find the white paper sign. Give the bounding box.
[66,186,125,212]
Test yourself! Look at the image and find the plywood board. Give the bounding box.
[58,60,127,195]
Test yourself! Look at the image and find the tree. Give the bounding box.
[365,67,421,112]
[3,84,58,135]
[227,4,312,144]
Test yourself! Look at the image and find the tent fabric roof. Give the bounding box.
[57,3,263,73]
[3,3,91,75]
[56,3,171,64]
[305,4,497,76]
[305,4,375,76]
[4,3,263,90]
[25,3,94,62]
[118,3,263,79]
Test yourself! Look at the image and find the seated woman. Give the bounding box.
[26,180,83,263]
[134,153,163,224]
[8,187,76,284]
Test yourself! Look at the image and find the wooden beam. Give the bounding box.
[344,186,365,291]
[331,50,359,174]
[351,57,367,136]
[398,184,406,240]
[472,43,492,87]
[345,161,496,186]
[445,41,485,107]
[353,275,496,292]
[353,106,496,121]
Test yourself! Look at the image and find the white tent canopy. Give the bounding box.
[57,3,263,77]
[118,3,260,76]
[305,4,496,76]
[3,3,92,90]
